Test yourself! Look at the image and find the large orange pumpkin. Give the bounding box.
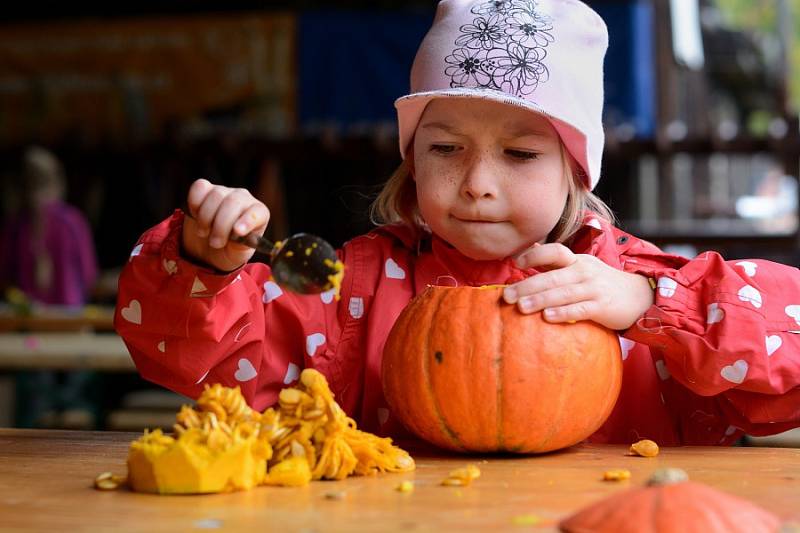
[381,285,623,453]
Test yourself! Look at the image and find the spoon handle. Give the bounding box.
[230,232,277,257]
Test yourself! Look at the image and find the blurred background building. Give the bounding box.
[0,0,798,445]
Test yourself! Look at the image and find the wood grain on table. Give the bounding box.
[1,429,798,532]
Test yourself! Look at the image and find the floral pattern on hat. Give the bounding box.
[444,0,553,96]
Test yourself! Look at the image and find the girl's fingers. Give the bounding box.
[208,189,258,249]
[233,203,271,237]
[515,283,593,314]
[181,179,270,272]
[186,179,214,219]
[195,186,228,246]
[503,264,585,304]
[513,242,576,271]
[541,300,598,324]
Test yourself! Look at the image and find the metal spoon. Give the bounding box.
[184,211,340,294]
[233,231,340,295]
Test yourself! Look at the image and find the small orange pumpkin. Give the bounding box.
[381,285,623,453]
[559,468,782,533]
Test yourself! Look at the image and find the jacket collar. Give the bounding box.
[374,213,616,284]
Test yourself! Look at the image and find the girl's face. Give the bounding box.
[412,98,568,260]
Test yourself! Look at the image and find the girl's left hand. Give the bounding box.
[502,243,655,330]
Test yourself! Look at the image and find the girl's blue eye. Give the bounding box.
[506,149,539,160]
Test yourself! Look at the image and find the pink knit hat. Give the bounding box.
[395,0,608,190]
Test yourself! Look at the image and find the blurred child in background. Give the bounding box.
[0,145,99,428]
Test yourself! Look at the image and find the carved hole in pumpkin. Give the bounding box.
[434,351,443,364]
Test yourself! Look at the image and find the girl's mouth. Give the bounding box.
[452,215,502,224]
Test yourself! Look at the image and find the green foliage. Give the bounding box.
[715,0,777,32]
[714,0,800,111]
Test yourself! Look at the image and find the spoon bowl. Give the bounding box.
[232,231,340,295]
[270,233,340,294]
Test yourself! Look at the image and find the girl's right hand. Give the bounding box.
[182,179,271,272]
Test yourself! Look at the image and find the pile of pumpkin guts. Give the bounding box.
[126,369,415,494]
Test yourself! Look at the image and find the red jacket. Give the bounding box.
[115,210,800,445]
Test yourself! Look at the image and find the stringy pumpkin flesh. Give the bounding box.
[127,370,414,494]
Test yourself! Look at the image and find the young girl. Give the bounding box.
[116,0,800,446]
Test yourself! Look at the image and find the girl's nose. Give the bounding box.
[460,155,499,200]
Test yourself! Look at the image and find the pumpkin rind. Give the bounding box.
[381,285,623,453]
[559,480,782,533]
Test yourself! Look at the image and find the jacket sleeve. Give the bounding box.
[114,210,347,411]
[620,237,800,437]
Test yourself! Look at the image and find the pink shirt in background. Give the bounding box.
[0,201,98,306]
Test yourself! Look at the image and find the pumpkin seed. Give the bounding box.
[94,472,125,490]
[603,469,631,481]
[630,439,659,457]
[396,481,414,492]
[280,388,302,404]
[304,409,324,419]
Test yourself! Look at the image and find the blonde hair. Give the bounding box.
[370,142,615,245]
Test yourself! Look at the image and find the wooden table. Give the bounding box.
[1,429,798,531]
[0,332,133,371]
